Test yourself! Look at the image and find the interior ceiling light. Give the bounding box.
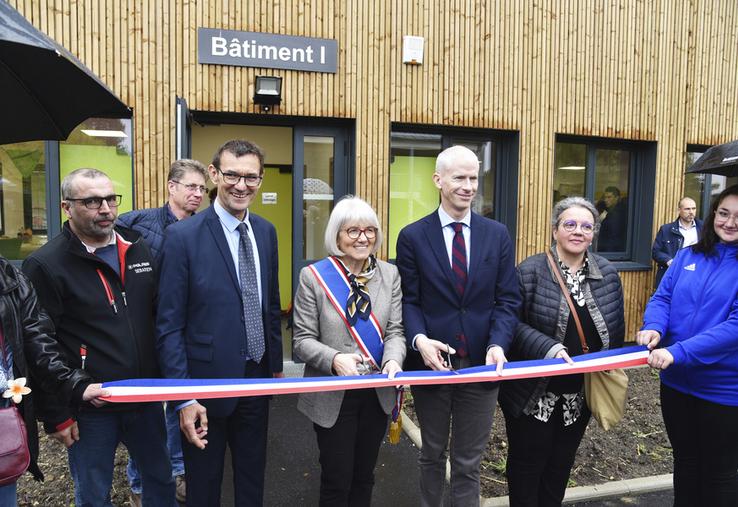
[81,129,128,138]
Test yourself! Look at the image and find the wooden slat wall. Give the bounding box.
[12,0,738,336]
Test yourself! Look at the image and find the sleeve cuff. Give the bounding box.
[55,418,75,432]
[176,400,197,411]
[545,344,566,359]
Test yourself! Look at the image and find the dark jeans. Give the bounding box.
[660,383,738,507]
[504,398,590,507]
[313,389,388,507]
[67,404,176,507]
[127,402,184,494]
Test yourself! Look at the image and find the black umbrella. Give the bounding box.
[0,0,131,145]
[686,140,738,177]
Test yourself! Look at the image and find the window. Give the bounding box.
[0,118,133,262]
[0,141,47,259]
[388,125,518,259]
[684,146,738,218]
[554,136,656,268]
[60,118,134,215]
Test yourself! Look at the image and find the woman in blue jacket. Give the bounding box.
[638,184,738,507]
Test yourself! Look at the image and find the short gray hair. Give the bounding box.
[435,145,479,174]
[324,196,383,256]
[168,159,207,183]
[61,168,110,199]
[550,196,601,238]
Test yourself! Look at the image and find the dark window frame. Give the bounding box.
[555,134,656,271]
[389,123,519,254]
[686,143,715,218]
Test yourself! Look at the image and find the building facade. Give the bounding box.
[4,0,738,352]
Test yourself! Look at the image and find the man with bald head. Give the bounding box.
[396,145,521,506]
[652,196,704,288]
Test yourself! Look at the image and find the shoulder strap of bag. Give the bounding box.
[545,250,589,353]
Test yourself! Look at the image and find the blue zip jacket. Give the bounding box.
[642,242,738,406]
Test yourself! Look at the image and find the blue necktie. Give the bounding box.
[237,222,265,363]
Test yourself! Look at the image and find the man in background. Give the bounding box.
[596,186,628,251]
[651,196,703,289]
[117,158,208,505]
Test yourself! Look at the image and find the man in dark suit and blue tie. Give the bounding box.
[156,140,283,506]
[396,145,521,506]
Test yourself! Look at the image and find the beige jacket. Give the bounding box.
[293,258,406,428]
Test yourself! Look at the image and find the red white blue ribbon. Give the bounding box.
[101,345,649,403]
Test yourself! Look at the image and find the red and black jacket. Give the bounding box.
[22,223,159,431]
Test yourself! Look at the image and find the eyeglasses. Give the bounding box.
[217,168,263,186]
[344,227,377,239]
[65,194,122,209]
[715,208,738,224]
[560,220,595,235]
[171,180,207,194]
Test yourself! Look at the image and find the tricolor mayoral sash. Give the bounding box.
[308,256,384,370]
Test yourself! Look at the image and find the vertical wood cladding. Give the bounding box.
[12,0,738,337]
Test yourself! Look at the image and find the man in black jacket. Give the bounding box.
[22,168,176,507]
[651,196,703,289]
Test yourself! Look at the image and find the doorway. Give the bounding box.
[189,117,353,360]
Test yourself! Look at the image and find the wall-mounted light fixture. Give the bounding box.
[253,76,282,112]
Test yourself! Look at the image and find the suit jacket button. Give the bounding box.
[240,349,246,356]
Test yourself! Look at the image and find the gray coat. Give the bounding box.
[499,247,625,417]
[293,258,406,428]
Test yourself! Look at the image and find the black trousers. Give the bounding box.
[313,389,388,507]
[503,398,590,507]
[660,383,738,507]
[182,361,270,507]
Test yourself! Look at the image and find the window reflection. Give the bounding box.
[684,149,738,218]
[60,118,134,217]
[302,136,334,260]
[0,141,47,259]
[388,130,498,259]
[554,139,638,259]
[593,149,630,253]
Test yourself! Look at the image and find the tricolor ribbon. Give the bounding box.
[101,345,649,403]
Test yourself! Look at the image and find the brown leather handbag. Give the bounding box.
[546,251,628,430]
[0,333,30,485]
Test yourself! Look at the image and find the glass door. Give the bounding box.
[291,125,350,303]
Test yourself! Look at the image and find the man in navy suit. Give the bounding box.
[157,139,283,507]
[396,145,521,506]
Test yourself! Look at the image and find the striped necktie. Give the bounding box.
[451,222,467,297]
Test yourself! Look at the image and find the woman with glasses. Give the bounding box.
[637,184,738,506]
[499,196,625,506]
[292,196,405,506]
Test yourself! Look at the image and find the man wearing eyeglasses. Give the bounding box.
[118,158,208,264]
[157,139,283,506]
[22,168,176,506]
[116,158,207,506]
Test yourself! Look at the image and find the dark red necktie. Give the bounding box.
[451,222,467,297]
